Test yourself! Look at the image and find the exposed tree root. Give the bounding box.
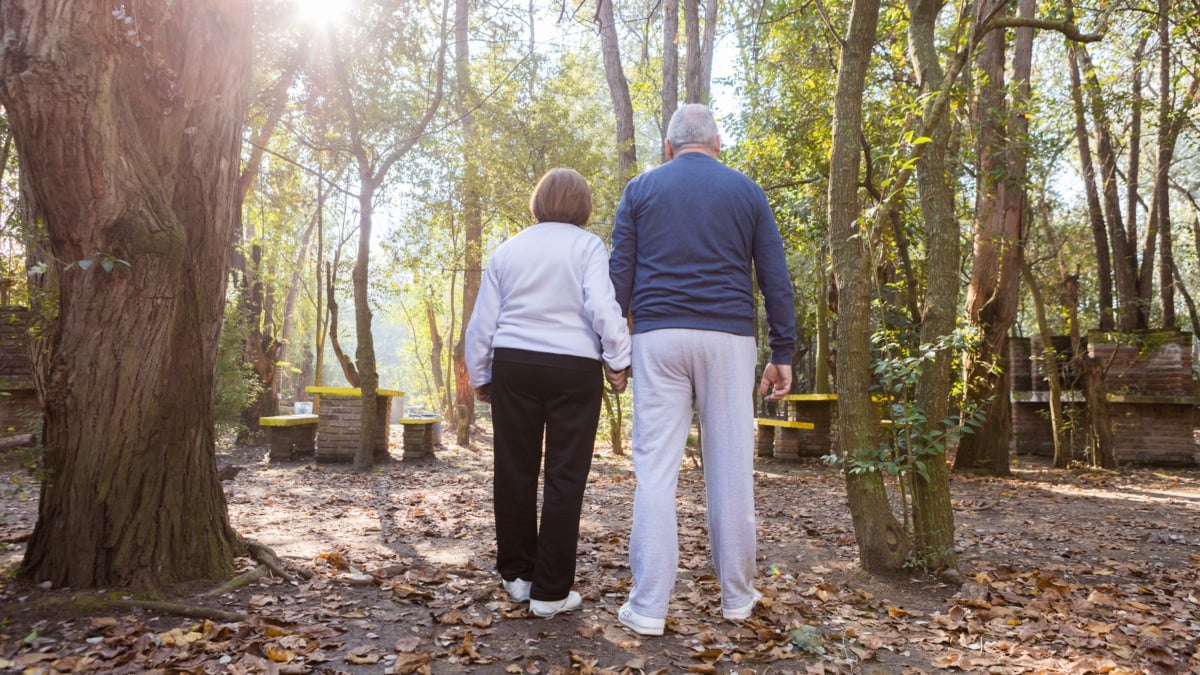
[204,564,269,596]
[99,598,247,623]
[240,537,313,581]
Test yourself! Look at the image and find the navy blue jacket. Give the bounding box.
[610,152,797,364]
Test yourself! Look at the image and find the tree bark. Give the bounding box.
[905,0,959,571]
[1066,42,1114,330]
[827,0,908,572]
[596,0,637,179]
[661,0,679,159]
[1022,262,1068,468]
[956,0,1033,476]
[453,0,480,447]
[1077,45,1140,330]
[0,0,252,588]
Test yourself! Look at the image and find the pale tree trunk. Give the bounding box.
[814,264,831,394]
[1066,41,1114,330]
[956,0,1033,477]
[1077,44,1140,330]
[1064,275,1116,468]
[661,0,679,159]
[1131,38,1151,327]
[596,0,637,178]
[0,0,252,588]
[828,0,908,572]
[682,0,717,103]
[1021,262,1068,469]
[453,0,480,447]
[276,210,320,397]
[905,0,958,571]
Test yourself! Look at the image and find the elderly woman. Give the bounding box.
[465,168,631,618]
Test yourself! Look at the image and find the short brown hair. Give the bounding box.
[529,168,592,227]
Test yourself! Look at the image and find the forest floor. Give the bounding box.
[0,428,1198,674]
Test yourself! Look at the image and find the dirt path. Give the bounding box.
[1,433,1198,673]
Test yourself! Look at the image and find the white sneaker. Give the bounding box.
[722,589,763,620]
[530,590,582,617]
[502,578,531,602]
[618,602,665,636]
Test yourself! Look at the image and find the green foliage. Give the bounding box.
[213,290,263,435]
[824,328,987,501]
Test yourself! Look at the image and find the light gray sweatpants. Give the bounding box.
[626,328,758,619]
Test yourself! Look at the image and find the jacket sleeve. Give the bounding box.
[751,188,797,365]
[464,260,503,388]
[582,236,632,371]
[609,183,637,317]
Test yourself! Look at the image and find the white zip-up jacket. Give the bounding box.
[465,221,631,388]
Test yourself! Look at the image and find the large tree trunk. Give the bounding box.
[956,0,1032,477]
[905,0,958,571]
[0,0,252,588]
[827,0,908,572]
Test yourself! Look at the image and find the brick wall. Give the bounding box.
[0,307,33,386]
[0,307,37,434]
[1011,330,1197,465]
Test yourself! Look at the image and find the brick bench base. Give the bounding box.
[260,414,318,461]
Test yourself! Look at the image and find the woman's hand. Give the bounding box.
[604,364,630,394]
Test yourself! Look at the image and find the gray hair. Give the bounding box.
[666,104,719,150]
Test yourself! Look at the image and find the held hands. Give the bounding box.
[759,363,792,401]
[604,364,631,394]
[474,384,492,404]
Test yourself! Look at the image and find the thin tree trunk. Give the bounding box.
[906,0,959,571]
[1077,45,1139,330]
[1022,262,1068,468]
[1064,275,1116,469]
[661,0,679,159]
[1066,42,1114,330]
[596,0,637,178]
[1,0,252,588]
[453,0,480,447]
[828,0,908,572]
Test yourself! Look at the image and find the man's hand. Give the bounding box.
[474,384,492,404]
[759,363,792,401]
[604,364,630,394]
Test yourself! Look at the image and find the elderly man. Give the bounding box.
[609,104,796,636]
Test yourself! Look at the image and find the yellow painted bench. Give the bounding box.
[260,413,318,460]
[755,417,816,460]
[398,416,442,460]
